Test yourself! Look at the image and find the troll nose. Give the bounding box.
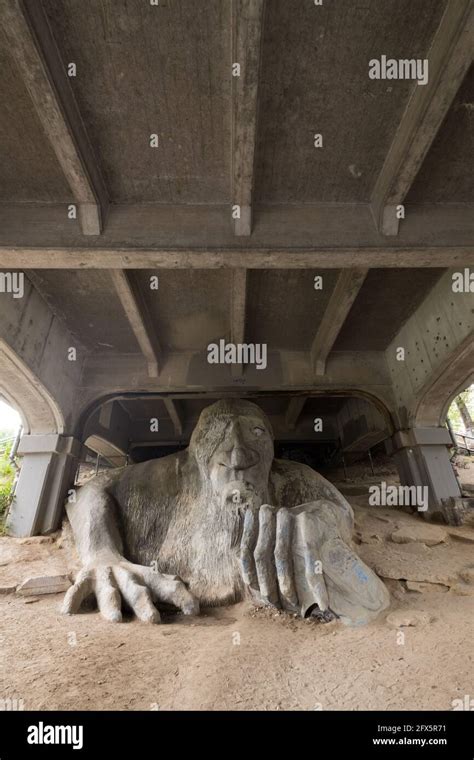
[227,446,255,469]
[219,426,259,469]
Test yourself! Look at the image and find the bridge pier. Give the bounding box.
[7,435,82,537]
[387,427,462,519]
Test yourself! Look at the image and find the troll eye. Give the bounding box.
[253,426,264,437]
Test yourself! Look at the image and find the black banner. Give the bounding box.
[0,710,472,757]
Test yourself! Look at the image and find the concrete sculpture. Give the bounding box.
[63,400,389,625]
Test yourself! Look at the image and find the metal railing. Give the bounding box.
[0,435,16,457]
[453,431,474,454]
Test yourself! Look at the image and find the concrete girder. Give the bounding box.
[371,0,474,235]
[311,269,368,376]
[285,397,307,431]
[230,269,248,378]
[231,0,265,235]
[110,270,162,378]
[162,398,183,438]
[0,0,108,234]
[0,204,473,266]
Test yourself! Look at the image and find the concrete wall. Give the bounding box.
[0,272,85,433]
[386,269,474,429]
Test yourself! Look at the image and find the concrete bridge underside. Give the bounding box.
[0,0,472,534]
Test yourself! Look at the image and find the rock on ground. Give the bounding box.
[448,529,474,544]
[16,574,71,596]
[390,525,447,546]
[459,567,474,584]
[386,610,432,628]
[451,583,474,596]
[406,580,448,593]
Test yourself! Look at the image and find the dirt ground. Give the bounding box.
[0,496,473,711]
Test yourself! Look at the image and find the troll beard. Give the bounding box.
[152,471,270,607]
[175,478,268,606]
[219,479,265,511]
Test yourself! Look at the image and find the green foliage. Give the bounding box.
[449,403,462,429]
[0,454,14,480]
[0,429,16,530]
[447,385,474,432]
[0,481,11,517]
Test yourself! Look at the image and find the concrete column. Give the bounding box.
[387,427,462,519]
[7,434,82,537]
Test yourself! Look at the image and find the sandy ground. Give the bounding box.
[0,497,473,712]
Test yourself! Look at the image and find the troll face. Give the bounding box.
[189,399,274,509]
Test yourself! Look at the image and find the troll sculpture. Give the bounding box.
[63,400,389,625]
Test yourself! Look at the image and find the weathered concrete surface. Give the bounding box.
[4,0,470,213]
[334,269,445,351]
[0,0,108,234]
[386,269,474,428]
[42,0,231,205]
[408,63,474,203]
[255,0,446,204]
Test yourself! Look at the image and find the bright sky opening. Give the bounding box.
[0,399,22,435]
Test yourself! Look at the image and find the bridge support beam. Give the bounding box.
[7,434,82,537]
[387,427,461,520]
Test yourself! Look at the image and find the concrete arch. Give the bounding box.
[305,389,395,435]
[75,387,395,444]
[414,334,474,428]
[84,435,127,468]
[0,339,64,434]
